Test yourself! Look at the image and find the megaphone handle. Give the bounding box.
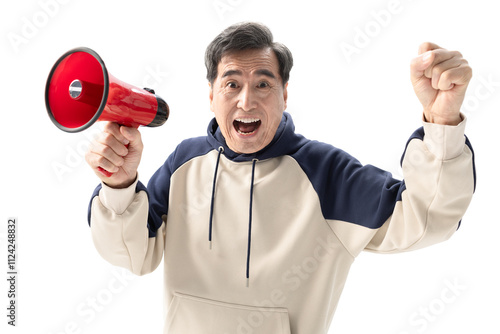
[97,143,130,177]
[97,167,113,178]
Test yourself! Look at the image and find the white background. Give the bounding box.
[1,0,499,333]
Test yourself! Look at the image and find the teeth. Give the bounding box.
[237,129,256,135]
[235,118,260,123]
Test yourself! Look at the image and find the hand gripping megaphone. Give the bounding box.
[45,47,170,176]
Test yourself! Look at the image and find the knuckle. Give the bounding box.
[101,132,114,143]
[432,79,440,90]
[120,146,129,156]
[463,66,473,80]
[86,142,94,154]
[101,145,113,156]
[420,41,433,51]
[440,71,452,85]
[84,153,92,165]
[84,150,93,162]
[97,157,116,171]
[103,121,118,131]
[467,66,473,77]
[102,122,112,131]
[96,156,107,166]
[432,64,442,77]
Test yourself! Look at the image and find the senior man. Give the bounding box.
[86,22,475,334]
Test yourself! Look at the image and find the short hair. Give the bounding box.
[205,22,293,87]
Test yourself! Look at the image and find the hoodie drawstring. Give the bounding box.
[208,146,224,250]
[208,148,258,288]
[246,158,258,287]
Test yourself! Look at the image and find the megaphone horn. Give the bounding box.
[45,47,169,133]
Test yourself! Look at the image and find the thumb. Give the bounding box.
[410,51,434,84]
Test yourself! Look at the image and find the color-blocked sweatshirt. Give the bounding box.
[88,112,475,334]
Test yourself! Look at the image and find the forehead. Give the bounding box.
[217,48,280,79]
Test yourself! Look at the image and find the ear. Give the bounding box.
[208,81,214,113]
[283,82,288,110]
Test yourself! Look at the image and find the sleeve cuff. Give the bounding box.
[422,113,467,161]
[99,176,139,215]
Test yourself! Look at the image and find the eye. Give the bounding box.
[226,81,239,89]
[257,81,270,89]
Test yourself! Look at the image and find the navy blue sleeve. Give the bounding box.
[145,155,174,237]
[293,126,476,230]
[292,140,406,229]
[87,185,102,225]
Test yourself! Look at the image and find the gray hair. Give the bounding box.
[205,22,293,87]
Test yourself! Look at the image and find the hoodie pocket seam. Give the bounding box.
[172,291,289,313]
[167,292,291,334]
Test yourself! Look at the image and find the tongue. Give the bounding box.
[236,121,259,133]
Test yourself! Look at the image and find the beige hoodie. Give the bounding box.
[88,112,475,333]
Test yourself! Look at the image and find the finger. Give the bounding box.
[85,150,120,174]
[436,64,473,91]
[90,141,125,170]
[428,56,465,90]
[120,126,143,150]
[95,157,119,175]
[98,131,129,157]
[424,49,462,79]
[418,42,442,55]
[103,122,130,146]
[410,51,435,85]
[411,42,445,84]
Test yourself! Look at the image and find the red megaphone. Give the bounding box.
[45,47,169,132]
[45,47,170,176]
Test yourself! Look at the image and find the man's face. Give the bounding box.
[209,48,288,154]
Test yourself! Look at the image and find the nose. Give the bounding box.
[236,85,257,112]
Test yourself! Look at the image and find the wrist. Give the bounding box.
[103,173,138,189]
[423,111,463,126]
[99,176,139,215]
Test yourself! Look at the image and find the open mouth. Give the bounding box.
[233,118,261,135]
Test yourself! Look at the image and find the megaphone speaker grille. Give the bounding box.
[45,48,109,132]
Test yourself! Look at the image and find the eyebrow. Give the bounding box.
[256,69,276,79]
[221,69,276,79]
[221,69,242,78]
